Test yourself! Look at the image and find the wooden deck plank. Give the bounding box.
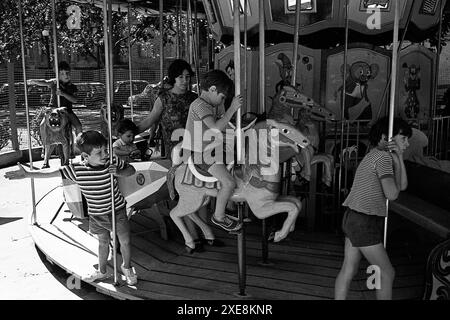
[28,194,430,300]
[134,269,332,300]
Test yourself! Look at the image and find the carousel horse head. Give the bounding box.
[252,118,310,164]
[269,85,336,123]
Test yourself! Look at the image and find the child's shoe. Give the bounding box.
[211,215,242,232]
[121,264,138,285]
[82,269,110,283]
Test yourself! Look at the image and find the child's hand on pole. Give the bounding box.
[108,163,118,175]
[4,163,28,180]
[387,139,403,156]
[230,94,243,113]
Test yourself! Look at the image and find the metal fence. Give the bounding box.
[0,65,206,154]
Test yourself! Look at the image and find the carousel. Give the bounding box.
[2,0,450,300]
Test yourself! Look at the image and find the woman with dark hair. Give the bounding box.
[137,59,197,156]
[137,59,224,251]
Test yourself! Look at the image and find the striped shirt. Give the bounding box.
[343,148,394,217]
[59,158,127,216]
[181,97,225,152]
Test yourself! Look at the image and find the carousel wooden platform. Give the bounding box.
[29,188,430,300]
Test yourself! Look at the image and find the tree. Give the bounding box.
[0,0,186,67]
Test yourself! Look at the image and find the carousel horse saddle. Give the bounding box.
[234,167,280,193]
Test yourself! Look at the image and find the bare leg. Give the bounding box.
[116,221,131,269]
[335,237,362,300]
[359,243,395,300]
[97,232,111,274]
[208,164,236,222]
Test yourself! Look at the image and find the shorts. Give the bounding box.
[89,208,130,237]
[341,208,385,247]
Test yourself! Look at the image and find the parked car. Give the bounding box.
[0,82,50,108]
[127,83,159,111]
[127,79,172,111]
[114,80,149,107]
[73,82,106,108]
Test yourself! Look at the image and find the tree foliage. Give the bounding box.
[0,0,186,66]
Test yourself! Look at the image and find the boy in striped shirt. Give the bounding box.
[5,131,138,285]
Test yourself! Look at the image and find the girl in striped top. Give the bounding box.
[335,117,411,300]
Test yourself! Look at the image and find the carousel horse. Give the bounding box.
[267,85,336,187]
[167,119,310,252]
[100,102,124,139]
[40,107,72,168]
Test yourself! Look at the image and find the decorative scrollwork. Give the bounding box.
[424,238,450,300]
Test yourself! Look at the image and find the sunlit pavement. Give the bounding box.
[0,158,110,300]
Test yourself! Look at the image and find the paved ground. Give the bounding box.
[0,158,110,300]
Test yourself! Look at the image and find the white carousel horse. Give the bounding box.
[166,119,310,252]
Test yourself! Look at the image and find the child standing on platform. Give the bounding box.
[335,117,411,300]
[5,131,138,285]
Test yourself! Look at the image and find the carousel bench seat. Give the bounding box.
[390,192,450,240]
[388,161,450,239]
[389,190,450,300]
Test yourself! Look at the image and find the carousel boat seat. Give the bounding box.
[117,160,173,240]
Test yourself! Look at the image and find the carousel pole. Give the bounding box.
[243,0,248,113]
[282,0,301,207]
[432,0,444,119]
[159,0,164,85]
[375,0,415,121]
[102,0,118,285]
[206,24,211,71]
[187,0,192,65]
[176,1,180,59]
[258,0,271,265]
[108,0,114,105]
[193,0,200,95]
[51,0,60,108]
[232,0,245,297]
[18,0,37,225]
[259,0,265,115]
[337,0,350,225]
[384,0,400,248]
[179,0,183,58]
[291,0,301,89]
[431,0,444,157]
[127,4,134,121]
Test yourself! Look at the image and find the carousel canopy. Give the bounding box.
[204,0,449,48]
